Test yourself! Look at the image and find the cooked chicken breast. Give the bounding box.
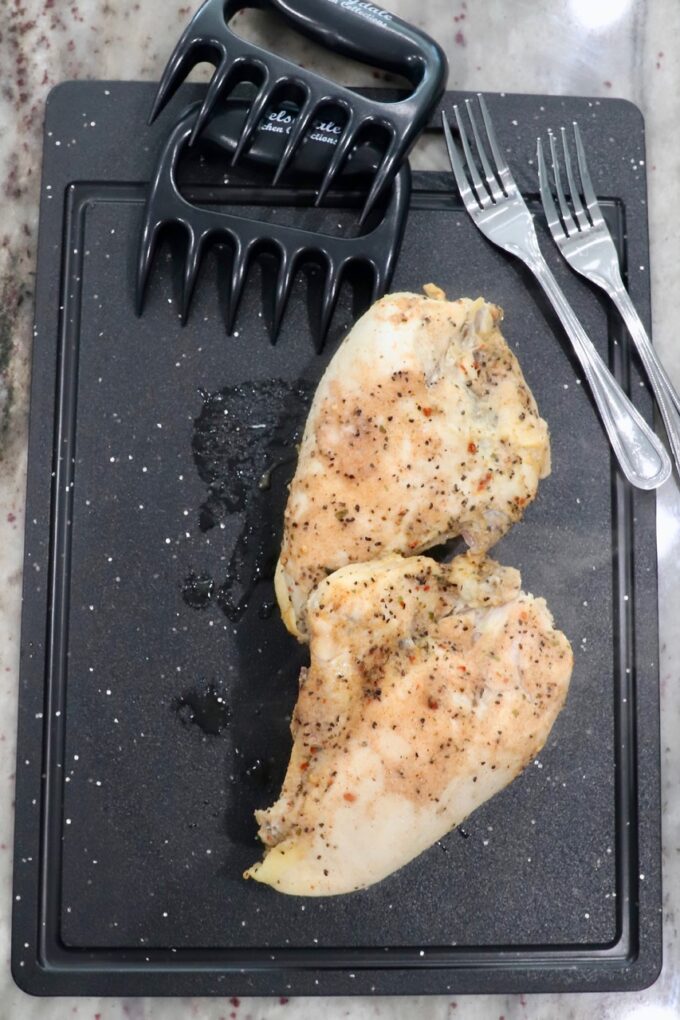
[246,553,572,896]
[275,289,550,639]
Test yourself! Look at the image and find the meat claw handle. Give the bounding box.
[149,0,447,221]
[136,103,411,344]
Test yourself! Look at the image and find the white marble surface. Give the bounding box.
[1,0,679,1016]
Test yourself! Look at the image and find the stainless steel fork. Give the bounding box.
[441,96,671,491]
[538,122,680,477]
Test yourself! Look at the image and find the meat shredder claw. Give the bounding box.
[136,103,411,343]
[149,0,446,222]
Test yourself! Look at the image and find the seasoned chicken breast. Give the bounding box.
[275,289,550,639]
[246,553,572,896]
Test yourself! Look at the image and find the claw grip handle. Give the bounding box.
[150,0,447,219]
[267,0,435,84]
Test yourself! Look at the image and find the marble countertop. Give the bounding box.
[1,0,679,1016]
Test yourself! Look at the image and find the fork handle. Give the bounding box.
[609,286,680,476]
[530,259,671,490]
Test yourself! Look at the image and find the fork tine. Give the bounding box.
[441,112,479,215]
[537,138,567,241]
[548,132,578,236]
[560,126,588,229]
[465,98,503,200]
[477,94,515,194]
[453,105,490,208]
[573,122,606,226]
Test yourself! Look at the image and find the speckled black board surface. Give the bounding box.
[12,83,662,995]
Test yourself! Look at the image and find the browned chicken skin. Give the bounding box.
[247,553,572,896]
[275,289,551,639]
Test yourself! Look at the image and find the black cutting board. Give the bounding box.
[12,83,662,995]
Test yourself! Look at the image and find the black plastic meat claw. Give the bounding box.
[149,0,446,222]
[136,104,410,343]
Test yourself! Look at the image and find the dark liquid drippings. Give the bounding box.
[181,571,214,609]
[175,683,231,736]
[188,379,314,621]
